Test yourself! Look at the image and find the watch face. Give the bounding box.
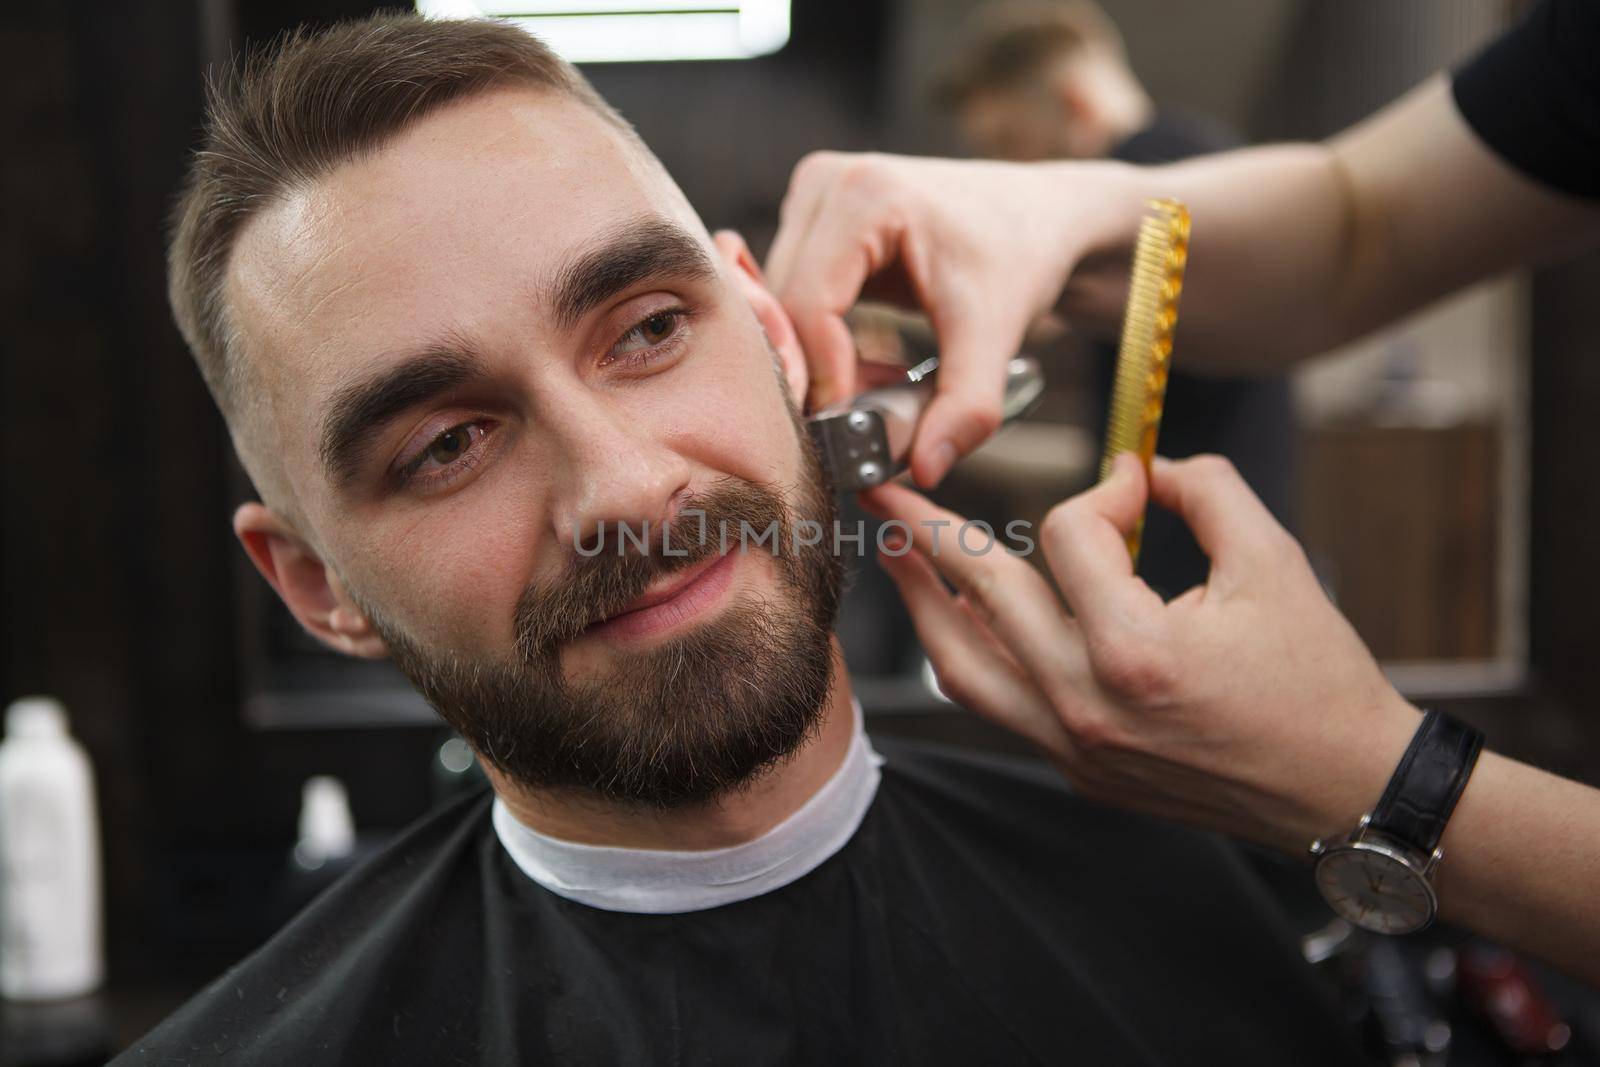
[1314,844,1435,934]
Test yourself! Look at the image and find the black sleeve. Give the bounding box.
[1451,0,1600,200]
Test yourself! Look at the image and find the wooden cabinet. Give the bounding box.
[1299,423,1501,661]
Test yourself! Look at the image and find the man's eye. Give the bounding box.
[609,308,688,364]
[395,421,490,490]
[427,426,470,465]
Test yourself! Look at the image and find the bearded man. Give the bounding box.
[117,15,1364,1065]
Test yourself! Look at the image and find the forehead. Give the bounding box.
[226,86,697,436]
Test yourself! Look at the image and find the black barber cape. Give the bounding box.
[116,737,1364,1065]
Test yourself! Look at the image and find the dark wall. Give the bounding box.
[1,2,447,987]
[1530,250,1600,717]
[4,0,229,982]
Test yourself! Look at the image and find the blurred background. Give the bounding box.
[3,0,1599,1062]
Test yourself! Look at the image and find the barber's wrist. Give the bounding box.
[1307,702,1486,934]
[1046,159,1160,328]
[1293,689,1424,854]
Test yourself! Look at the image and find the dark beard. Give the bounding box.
[368,419,845,809]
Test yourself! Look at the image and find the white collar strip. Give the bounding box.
[491,700,883,914]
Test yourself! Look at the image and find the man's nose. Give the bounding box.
[546,404,692,553]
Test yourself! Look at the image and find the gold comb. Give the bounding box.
[1098,197,1190,561]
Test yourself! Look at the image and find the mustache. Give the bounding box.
[512,477,791,663]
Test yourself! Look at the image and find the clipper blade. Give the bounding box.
[809,355,1044,493]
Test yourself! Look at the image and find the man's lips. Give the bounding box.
[581,551,739,642]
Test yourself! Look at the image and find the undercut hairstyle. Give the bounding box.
[932,1,1126,113]
[167,14,639,420]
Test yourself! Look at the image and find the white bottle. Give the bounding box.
[292,775,355,871]
[0,697,104,1000]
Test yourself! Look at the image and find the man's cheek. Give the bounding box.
[395,581,509,658]
[659,364,798,485]
[394,493,540,644]
[355,550,523,659]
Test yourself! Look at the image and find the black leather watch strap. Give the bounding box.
[1369,709,1485,854]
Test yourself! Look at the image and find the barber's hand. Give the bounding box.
[766,152,1140,487]
[861,453,1423,855]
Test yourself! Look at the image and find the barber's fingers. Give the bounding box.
[794,306,861,412]
[877,539,1072,760]
[768,228,869,411]
[861,482,1082,696]
[908,300,1024,487]
[767,157,898,409]
[765,151,841,293]
[1147,454,1298,586]
[845,210,1021,488]
[1038,453,1166,640]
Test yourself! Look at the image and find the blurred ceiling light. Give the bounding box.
[416,1,791,63]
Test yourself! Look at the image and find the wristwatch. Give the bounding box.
[1309,709,1484,935]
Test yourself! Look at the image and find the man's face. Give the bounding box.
[228,87,842,806]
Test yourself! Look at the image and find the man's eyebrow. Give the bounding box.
[551,218,716,331]
[318,345,480,490]
[314,221,711,491]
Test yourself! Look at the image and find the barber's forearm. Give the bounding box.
[1156,143,1358,372]
[1056,77,1600,373]
[1435,750,1600,987]
[1054,141,1380,373]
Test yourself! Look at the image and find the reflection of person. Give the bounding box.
[767,0,1600,981]
[936,0,1150,164]
[934,0,1293,598]
[119,16,1368,1064]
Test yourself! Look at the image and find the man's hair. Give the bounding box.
[932,1,1126,113]
[168,14,636,419]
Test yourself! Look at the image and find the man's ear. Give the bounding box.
[712,230,809,408]
[233,503,389,659]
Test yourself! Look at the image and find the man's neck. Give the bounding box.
[486,639,858,851]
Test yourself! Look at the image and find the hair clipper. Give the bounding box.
[807,355,1045,492]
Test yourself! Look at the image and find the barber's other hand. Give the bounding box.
[766,152,1139,487]
[861,454,1423,855]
